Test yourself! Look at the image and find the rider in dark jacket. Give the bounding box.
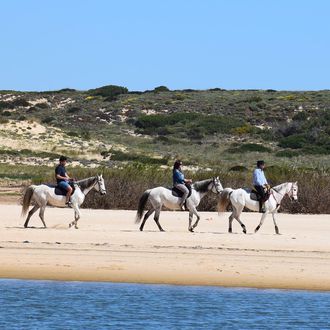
[55,156,73,207]
[173,160,192,211]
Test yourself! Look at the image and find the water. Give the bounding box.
[1,280,330,329]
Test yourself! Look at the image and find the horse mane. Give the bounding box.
[76,176,97,190]
[193,179,213,193]
[272,182,291,192]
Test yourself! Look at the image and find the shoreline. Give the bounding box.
[1,205,330,291]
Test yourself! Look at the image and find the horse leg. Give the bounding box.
[153,208,164,232]
[188,211,193,232]
[191,207,200,231]
[233,206,247,234]
[255,213,267,233]
[272,213,280,235]
[140,209,154,231]
[68,204,81,229]
[24,204,39,228]
[39,206,47,228]
[228,213,234,233]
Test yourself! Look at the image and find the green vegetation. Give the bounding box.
[225,143,272,153]
[87,84,128,101]
[135,112,243,138]
[0,86,330,213]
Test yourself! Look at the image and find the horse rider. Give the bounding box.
[55,155,73,207]
[173,160,192,211]
[252,160,269,213]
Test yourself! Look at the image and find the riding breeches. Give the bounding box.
[254,185,266,201]
[174,183,189,202]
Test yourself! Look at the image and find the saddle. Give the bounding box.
[169,184,192,198]
[244,186,270,202]
[45,181,76,196]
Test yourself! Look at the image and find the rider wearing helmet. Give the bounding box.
[55,156,73,207]
[253,160,269,213]
[173,160,192,211]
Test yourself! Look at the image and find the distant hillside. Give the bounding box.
[0,85,329,168]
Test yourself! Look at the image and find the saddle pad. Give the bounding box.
[44,183,75,196]
[170,186,192,198]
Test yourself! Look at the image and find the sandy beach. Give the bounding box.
[1,203,330,290]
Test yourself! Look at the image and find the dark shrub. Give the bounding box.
[88,85,128,101]
[35,102,49,109]
[12,98,29,107]
[0,101,13,110]
[275,150,300,158]
[292,111,308,121]
[279,135,307,149]
[153,86,170,92]
[229,165,248,172]
[41,116,55,124]
[67,107,81,113]
[226,143,271,153]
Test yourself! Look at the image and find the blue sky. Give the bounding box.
[1,0,329,91]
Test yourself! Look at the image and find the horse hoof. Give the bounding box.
[243,229,247,234]
[75,226,78,229]
[255,226,260,233]
[189,228,194,232]
[228,229,232,233]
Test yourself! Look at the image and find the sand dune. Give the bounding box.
[1,204,330,290]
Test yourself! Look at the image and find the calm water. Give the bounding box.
[1,280,330,329]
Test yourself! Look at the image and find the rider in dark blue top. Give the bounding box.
[172,160,192,211]
[55,156,73,206]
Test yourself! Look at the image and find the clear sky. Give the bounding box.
[1,0,329,91]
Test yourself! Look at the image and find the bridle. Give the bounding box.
[271,183,295,205]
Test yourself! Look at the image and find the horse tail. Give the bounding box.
[21,186,36,217]
[217,188,233,213]
[135,190,151,224]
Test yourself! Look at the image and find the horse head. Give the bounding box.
[288,181,298,201]
[95,174,107,195]
[212,176,223,194]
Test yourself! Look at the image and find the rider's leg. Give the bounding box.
[254,185,266,213]
[66,185,73,204]
[174,183,189,210]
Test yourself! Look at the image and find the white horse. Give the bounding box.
[135,177,223,232]
[218,182,298,234]
[21,175,106,229]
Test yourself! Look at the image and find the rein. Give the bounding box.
[76,177,98,195]
[271,184,291,207]
[271,190,281,207]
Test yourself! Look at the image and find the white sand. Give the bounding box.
[1,204,330,290]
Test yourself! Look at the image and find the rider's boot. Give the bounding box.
[259,200,265,213]
[180,200,186,211]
